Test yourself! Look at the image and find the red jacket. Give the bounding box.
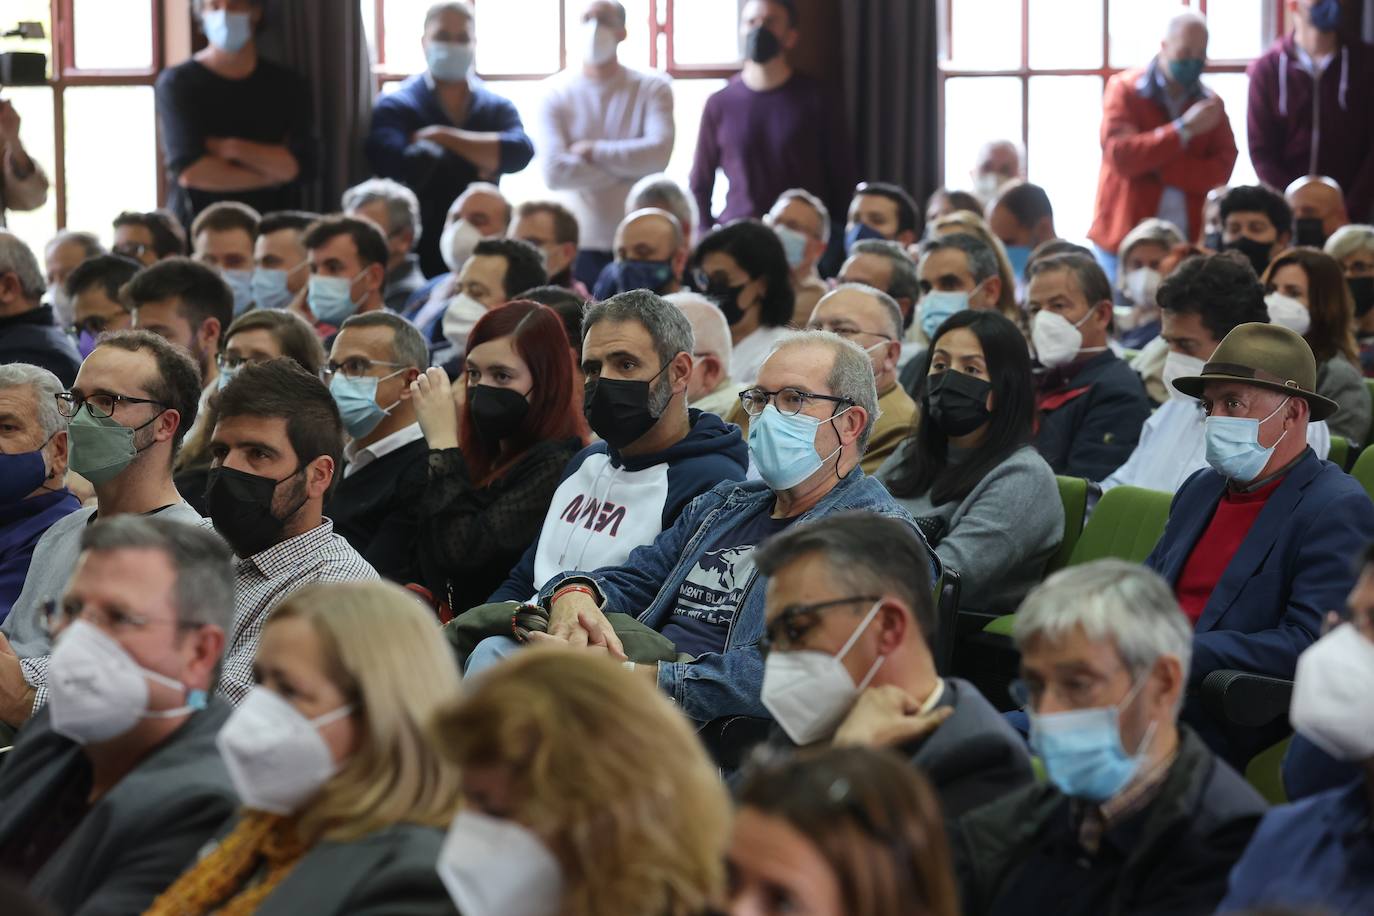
[1247,34,1374,224]
[1088,62,1237,253]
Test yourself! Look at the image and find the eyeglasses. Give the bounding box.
[113,242,150,259]
[1008,667,1126,711]
[54,390,164,420]
[813,325,894,343]
[760,595,880,655]
[71,314,128,337]
[41,597,199,637]
[217,352,274,372]
[321,357,406,381]
[738,386,855,418]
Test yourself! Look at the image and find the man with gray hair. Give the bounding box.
[0,515,239,914]
[808,283,917,474]
[0,363,78,620]
[626,172,698,244]
[0,230,81,386]
[837,238,921,353]
[476,328,925,729]
[43,230,104,329]
[765,188,831,325]
[667,290,737,418]
[953,560,1267,916]
[342,177,427,314]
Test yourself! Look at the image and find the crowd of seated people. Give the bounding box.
[2,0,1374,912]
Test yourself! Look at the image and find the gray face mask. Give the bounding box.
[67,409,161,485]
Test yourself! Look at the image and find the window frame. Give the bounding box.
[936,0,1287,179]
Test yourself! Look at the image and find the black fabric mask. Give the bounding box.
[1293,218,1327,248]
[925,370,992,437]
[469,384,530,444]
[745,26,781,64]
[1222,236,1276,279]
[706,281,747,326]
[1350,276,1374,319]
[583,366,667,450]
[205,464,305,558]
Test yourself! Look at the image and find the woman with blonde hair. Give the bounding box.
[144,581,463,916]
[431,650,731,916]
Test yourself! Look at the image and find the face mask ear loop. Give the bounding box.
[828,404,855,482]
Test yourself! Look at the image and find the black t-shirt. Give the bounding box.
[154,57,315,228]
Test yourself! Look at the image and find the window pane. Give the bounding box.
[72,0,153,70]
[1200,72,1256,188]
[942,77,1022,192]
[1028,0,1103,70]
[382,0,435,75]
[478,79,554,208]
[476,0,562,75]
[672,0,741,68]
[1201,0,1273,62]
[63,87,157,246]
[1108,0,1177,70]
[1027,76,1103,243]
[0,0,53,79]
[564,0,652,71]
[947,0,1021,70]
[2,87,56,259]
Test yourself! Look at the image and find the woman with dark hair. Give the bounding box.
[727,746,959,916]
[411,300,589,610]
[693,219,795,386]
[879,310,1062,612]
[1263,247,1371,442]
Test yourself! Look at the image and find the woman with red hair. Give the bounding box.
[411,299,589,610]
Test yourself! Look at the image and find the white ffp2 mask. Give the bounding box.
[1290,623,1374,761]
[437,810,564,916]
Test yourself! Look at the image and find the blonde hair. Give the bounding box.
[929,211,1023,329]
[431,651,731,916]
[265,581,463,844]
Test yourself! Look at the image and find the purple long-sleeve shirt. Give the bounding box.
[690,73,856,234]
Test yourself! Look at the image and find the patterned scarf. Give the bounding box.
[143,811,310,916]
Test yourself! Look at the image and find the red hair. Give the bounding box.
[460,300,589,485]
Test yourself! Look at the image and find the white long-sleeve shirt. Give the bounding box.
[538,65,674,250]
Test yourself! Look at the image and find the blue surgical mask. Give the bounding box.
[1203,397,1289,483]
[747,404,848,491]
[329,370,405,440]
[252,267,297,311]
[592,259,675,299]
[201,9,252,53]
[222,268,255,317]
[918,286,977,341]
[0,446,49,505]
[774,225,809,269]
[427,40,475,82]
[1029,677,1157,803]
[1005,244,1032,281]
[1168,57,1205,88]
[217,364,241,392]
[308,271,367,327]
[843,221,885,254]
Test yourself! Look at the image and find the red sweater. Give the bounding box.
[1176,475,1286,625]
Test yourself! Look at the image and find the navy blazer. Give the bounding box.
[1145,449,1374,685]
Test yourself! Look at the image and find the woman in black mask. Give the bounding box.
[412,300,588,611]
[878,310,1062,612]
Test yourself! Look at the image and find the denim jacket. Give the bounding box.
[538,469,931,724]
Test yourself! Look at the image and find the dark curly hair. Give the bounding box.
[1157,251,1269,343]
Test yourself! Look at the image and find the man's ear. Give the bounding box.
[896,229,917,248]
[397,367,421,399]
[979,276,1003,310]
[157,408,182,446]
[670,350,694,394]
[698,353,724,391]
[1148,654,1185,721]
[840,403,867,446]
[875,600,909,655]
[198,318,222,355]
[366,262,386,293]
[47,430,70,480]
[671,247,690,280]
[306,454,334,500]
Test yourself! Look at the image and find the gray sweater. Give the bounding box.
[1317,355,1371,444]
[877,445,1064,612]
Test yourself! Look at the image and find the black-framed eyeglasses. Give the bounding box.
[738,386,855,418]
[112,242,150,259]
[760,595,881,655]
[217,352,274,373]
[812,324,895,343]
[320,357,406,381]
[41,597,201,637]
[54,390,164,420]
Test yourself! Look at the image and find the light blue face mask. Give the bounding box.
[427,40,475,82]
[329,370,405,440]
[1029,676,1157,804]
[201,9,252,53]
[918,283,982,341]
[1203,397,1289,483]
[308,271,367,327]
[251,266,300,311]
[747,404,848,491]
[1005,244,1032,282]
[773,225,809,270]
[217,364,240,392]
[222,268,255,317]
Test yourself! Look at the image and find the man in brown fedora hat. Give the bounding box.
[1146,321,1374,766]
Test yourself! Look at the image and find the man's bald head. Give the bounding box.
[1162,10,1208,66]
[1286,175,1349,239]
[447,182,513,236]
[615,208,685,259]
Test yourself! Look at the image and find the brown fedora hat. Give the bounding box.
[1171,322,1339,421]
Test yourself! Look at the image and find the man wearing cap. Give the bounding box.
[1146,322,1374,765]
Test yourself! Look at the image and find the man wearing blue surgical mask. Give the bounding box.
[365,1,534,279]
[843,181,920,255]
[986,180,1057,295]
[764,188,830,326]
[299,216,388,331]
[954,561,1267,916]
[1144,321,1374,766]
[156,0,313,229]
[191,201,260,319]
[591,208,689,300]
[251,210,317,313]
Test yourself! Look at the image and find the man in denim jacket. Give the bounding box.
[472,331,931,724]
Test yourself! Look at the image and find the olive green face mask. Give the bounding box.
[67,409,161,485]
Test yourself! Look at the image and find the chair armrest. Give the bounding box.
[1199,669,1294,729]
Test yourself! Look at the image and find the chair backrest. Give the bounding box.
[932,567,960,675]
[1329,434,1350,471]
[1069,485,1173,566]
[1047,477,1088,573]
[1352,445,1374,502]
